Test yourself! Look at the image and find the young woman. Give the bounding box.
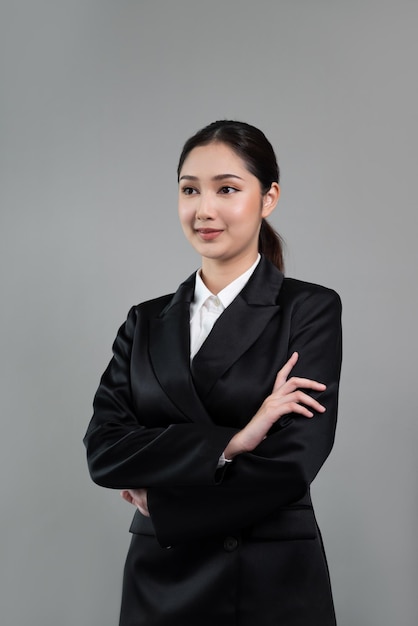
[84,120,342,626]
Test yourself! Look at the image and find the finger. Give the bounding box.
[120,490,134,504]
[263,390,327,419]
[128,489,150,517]
[136,504,150,517]
[275,398,325,419]
[133,497,150,517]
[273,352,299,391]
[129,488,145,498]
[287,403,315,419]
[275,377,327,394]
[284,390,327,413]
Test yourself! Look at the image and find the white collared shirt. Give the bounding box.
[189,254,261,359]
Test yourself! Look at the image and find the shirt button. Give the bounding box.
[223,536,239,552]
[213,296,221,307]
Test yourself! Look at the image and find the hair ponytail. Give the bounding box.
[259,219,285,272]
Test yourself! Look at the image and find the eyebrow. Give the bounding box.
[179,174,244,182]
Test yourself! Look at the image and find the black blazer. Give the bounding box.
[84,256,342,626]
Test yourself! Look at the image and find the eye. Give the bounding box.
[219,186,238,194]
[181,186,198,196]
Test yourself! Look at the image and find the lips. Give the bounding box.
[195,228,224,241]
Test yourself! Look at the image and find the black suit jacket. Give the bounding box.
[84,256,342,625]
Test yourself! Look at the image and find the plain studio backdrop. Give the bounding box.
[1,1,417,625]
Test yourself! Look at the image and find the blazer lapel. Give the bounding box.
[149,273,214,425]
[191,256,284,398]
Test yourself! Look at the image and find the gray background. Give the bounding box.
[1,1,417,625]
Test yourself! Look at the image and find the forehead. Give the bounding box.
[180,142,250,177]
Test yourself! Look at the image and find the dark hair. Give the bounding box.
[177,120,285,271]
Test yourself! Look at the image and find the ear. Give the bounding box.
[261,183,280,218]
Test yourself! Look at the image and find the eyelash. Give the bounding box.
[181,186,239,195]
[219,186,238,194]
[181,187,197,196]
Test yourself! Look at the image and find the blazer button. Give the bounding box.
[223,536,239,552]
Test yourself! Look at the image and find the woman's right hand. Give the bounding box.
[223,352,327,459]
[120,488,150,517]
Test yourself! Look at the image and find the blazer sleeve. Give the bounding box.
[147,288,342,546]
[83,306,238,489]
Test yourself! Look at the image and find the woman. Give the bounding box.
[84,120,342,626]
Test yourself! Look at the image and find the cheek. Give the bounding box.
[228,203,263,229]
[178,212,197,240]
[178,204,192,224]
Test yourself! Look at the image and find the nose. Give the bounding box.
[195,192,216,220]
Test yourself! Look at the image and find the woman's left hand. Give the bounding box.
[120,488,149,517]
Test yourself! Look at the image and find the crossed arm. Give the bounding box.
[86,287,342,544]
[121,351,327,515]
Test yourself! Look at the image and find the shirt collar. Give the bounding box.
[191,254,261,320]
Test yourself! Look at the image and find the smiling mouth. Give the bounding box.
[195,228,224,240]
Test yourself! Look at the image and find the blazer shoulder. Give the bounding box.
[130,293,175,319]
[280,277,342,310]
[129,271,196,321]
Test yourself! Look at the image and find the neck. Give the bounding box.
[200,252,259,294]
